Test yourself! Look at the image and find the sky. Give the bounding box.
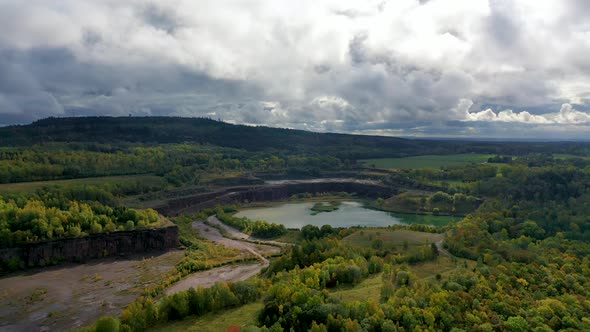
[1,0,590,139]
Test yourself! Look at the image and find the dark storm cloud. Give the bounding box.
[0,44,265,124]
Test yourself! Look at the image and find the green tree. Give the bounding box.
[95,316,120,332]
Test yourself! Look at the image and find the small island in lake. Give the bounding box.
[310,201,341,215]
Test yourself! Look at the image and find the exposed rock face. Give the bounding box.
[0,225,179,272]
[156,179,396,216]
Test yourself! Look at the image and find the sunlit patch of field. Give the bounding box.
[552,154,590,160]
[0,175,165,194]
[342,228,443,251]
[272,229,301,244]
[409,256,474,280]
[329,273,383,303]
[360,154,496,170]
[149,302,263,332]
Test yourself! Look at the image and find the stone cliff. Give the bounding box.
[156,179,396,216]
[1,224,179,272]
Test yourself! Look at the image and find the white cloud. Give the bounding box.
[464,103,590,125]
[0,0,589,137]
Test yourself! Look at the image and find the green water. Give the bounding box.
[235,201,458,229]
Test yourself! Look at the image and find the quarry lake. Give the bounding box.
[234,201,458,229]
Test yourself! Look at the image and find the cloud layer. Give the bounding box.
[1,0,590,138]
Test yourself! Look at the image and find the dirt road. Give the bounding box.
[205,215,288,248]
[165,263,265,294]
[164,217,284,295]
[435,238,452,257]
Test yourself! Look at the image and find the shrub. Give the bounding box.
[95,316,120,332]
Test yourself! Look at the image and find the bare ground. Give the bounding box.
[205,215,288,248]
[165,263,266,295]
[435,238,452,257]
[0,251,184,332]
[164,218,284,295]
[194,219,280,263]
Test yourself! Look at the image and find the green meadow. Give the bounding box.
[361,154,495,169]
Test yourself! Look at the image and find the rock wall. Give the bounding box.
[0,225,179,272]
[157,180,396,216]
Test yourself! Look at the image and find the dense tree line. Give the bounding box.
[0,189,161,249]
[378,191,480,216]
[0,143,345,184]
[216,208,287,239]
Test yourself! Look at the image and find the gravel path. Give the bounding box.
[435,238,452,257]
[165,263,265,294]
[164,216,286,295]
[206,215,289,247]
[192,221,275,264]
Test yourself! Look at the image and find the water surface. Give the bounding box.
[235,201,457,228]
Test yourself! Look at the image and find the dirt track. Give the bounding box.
[435,238,452,257]
[165,263,266,294]
[205,215,288,248]
[164,217,284,294]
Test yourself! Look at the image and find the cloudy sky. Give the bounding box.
[1,0,590,139]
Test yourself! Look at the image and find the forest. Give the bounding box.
[0,185,161,250]
[1,117,590,331]
[79,156,590,331]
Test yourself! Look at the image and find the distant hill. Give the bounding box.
[0,116,588,158]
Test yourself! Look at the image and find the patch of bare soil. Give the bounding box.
[194,220,280,261]
[163,217,286,296]
[165,263,265,295]
[205,215,288,248]
[0,251,183,332]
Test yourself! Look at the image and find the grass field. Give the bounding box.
[273,229,301,244]
[553,154,590,160]
[409,255,477,281]
[389,213,459,226]
[330,273,382,303]
[150,302,263,331]
[360,154,495,169]
[342,229,443,251]
[0,175,166,194]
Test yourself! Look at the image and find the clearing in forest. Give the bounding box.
[360,154,495,169]
[0,174,165,194]
[149,302,263,331]
[342,228,443,251]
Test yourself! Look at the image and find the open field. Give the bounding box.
[0,174,166,194]
[0,251,184,331]
[410,255,476,281]
[150,302,263,332]
[388,213,459,226]
[330,273,382,303]
[342,228,443,251]
[360,154,495,169]
[553,154,590,160]
[273,229,301,244]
